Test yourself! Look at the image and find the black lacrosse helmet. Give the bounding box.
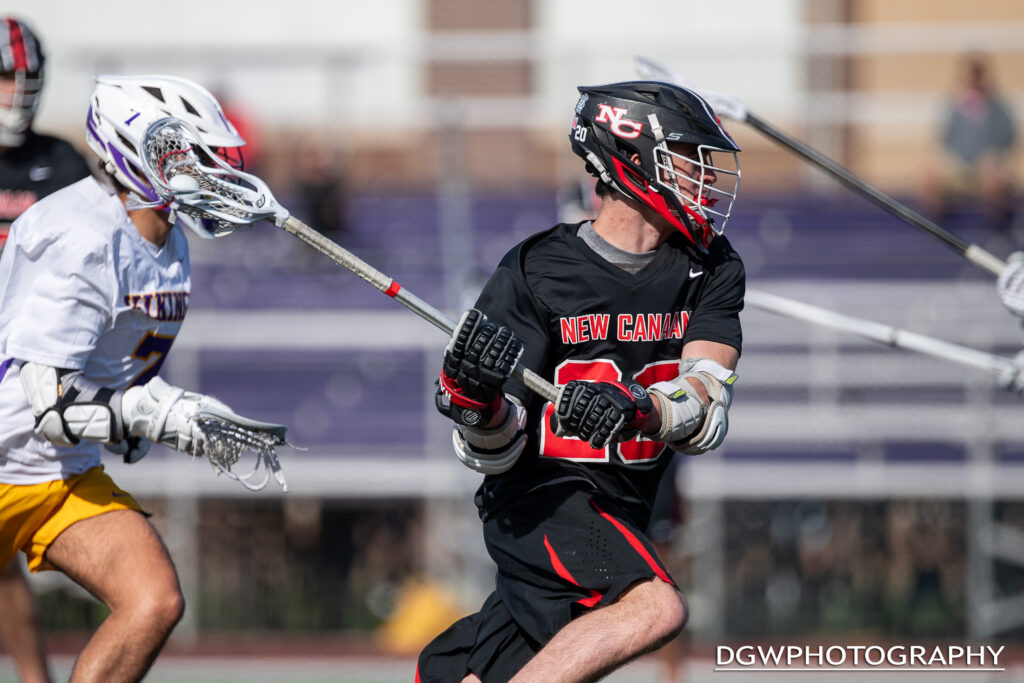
[569,80,741,250]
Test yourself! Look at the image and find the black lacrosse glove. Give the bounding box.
[551,380,653,449]
[436,309,524,427]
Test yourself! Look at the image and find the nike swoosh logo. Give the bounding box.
[112,491,131,498]
[688,268,704,278]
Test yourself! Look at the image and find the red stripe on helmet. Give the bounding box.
[611,157,712,247]
[6,20,28,72]
[543,534,603,608]
[589,498,674,585]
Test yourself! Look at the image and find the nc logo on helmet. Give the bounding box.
[594,104,643,140]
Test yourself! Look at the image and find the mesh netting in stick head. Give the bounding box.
[195,415,288,492]
[140,117,285,232]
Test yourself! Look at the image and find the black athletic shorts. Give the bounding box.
[416,481,675,682]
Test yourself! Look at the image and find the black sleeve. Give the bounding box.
[52,140,93,188]
[473,264,551,407]
[684,241,745,354]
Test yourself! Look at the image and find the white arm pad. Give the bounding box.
[20,362,121,447]
[648,358,737,456]
[452,399,528,475]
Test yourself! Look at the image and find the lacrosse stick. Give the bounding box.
[140,117,559,404]
[634,56,1008,277]
[747,288,1023,390]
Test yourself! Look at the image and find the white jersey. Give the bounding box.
[0,177,190,483]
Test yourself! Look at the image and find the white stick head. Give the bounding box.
[140,117,288,237]
[634,55,748,123]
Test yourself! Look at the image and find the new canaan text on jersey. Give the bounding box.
[123,291,189,323]
[559,310,689,345]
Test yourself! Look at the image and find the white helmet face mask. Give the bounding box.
[0,71,42,146]
[84,75,246,238]
[0,18,45,147]
[654,142,740,239]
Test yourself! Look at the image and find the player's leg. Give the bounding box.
[0,560,52,683]
[43,509,183,683]
[483,487,687,683]
[510,576,686,683]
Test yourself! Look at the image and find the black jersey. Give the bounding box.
[0,132,92,246]
[473,221,744,527]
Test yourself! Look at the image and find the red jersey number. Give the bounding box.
[539,358,678,464]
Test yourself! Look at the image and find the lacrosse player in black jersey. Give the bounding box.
[0,17,91,256]
[0,18,90,683]
[419,81,744,682]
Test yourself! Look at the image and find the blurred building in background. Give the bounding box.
[4,0,1024,661]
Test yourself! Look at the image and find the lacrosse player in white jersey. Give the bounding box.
[0,75,275,683]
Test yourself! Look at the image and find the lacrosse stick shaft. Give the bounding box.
[278,216,559,403]
[744,113,1007,276]
[747,288,1019,376]
[633,57,1007,276]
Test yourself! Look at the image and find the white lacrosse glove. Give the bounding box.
[998,252,1024,322]
[121,376,290,491]
[121,377,222,456]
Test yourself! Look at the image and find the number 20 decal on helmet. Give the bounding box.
[569,81,741,251]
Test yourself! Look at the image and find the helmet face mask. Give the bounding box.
[0,18,45,148]
[653,141,739,244]
[570,81,741,250]
[84,75,246,238]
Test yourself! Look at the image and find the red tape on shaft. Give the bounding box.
[384,281,402,298]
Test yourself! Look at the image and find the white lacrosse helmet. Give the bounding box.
[0,17,45,147]
[85,74,246,237]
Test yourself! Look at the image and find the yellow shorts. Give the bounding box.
[0,466,144,572]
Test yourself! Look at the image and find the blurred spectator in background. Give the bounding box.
[921,54,1017,231]
[293,138,348,241]
[0,16,93,683]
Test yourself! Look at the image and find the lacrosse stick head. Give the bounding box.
[193,411,290,492]
[140,116,287,237]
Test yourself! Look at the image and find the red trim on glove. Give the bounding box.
[438,373,502,412]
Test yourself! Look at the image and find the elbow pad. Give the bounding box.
[647,358,737,456]
[20,362,124,447]
[452,399,528,475]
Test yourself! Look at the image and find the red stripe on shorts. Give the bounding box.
[543,533,603,608]
[589,498,673,585]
